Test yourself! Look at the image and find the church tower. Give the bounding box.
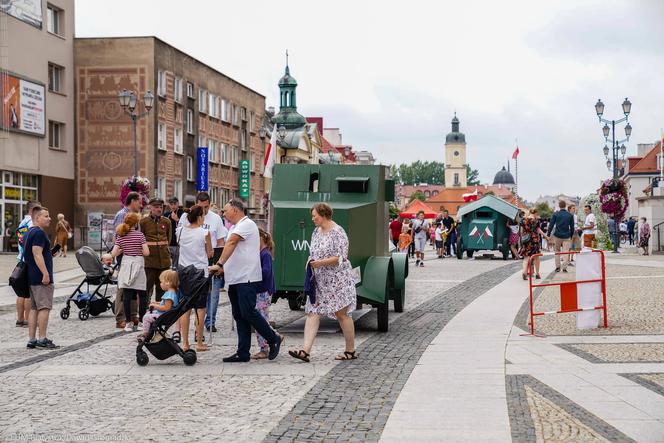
[444,113,467,187]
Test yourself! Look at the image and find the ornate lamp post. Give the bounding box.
[595,98,632,179]
[118,89,154,178]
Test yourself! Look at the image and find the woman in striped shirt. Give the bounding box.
[112,212,150,332]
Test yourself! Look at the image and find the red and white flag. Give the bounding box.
[462,189,478,202]
[263,125,278,178]
[512,146,520,159]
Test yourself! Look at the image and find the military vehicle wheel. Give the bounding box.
[502,238,510,260]
[288,296,302,311]
[377,297,389,332]
[456,238,463,260]
[393,288,404,313]
[466,249,474,258]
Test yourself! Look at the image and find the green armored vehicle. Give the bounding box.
[270,164,408,332]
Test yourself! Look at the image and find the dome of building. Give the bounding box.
[493,166,516,185]
[279,66,298,86]
[445,114,466,144]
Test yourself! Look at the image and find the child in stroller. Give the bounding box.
[139,269,179,342]
[60,247,117,321]
[135,264,209,366]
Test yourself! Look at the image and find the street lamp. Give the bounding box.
[118,89,154,178]
[595,97,633,253]
[258,127,267,139]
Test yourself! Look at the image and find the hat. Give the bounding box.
[168,196,179,204]
[148,197,164,206]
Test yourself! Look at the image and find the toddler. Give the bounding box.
[398,225,412,253]
[140,269,179,341]
[253,229,275,359]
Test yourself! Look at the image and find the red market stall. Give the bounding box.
[399,199,437,219]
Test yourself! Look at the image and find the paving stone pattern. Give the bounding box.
[620,373,664,397]
[557,343,664,364]
[506,374,636,443]
[264,261,521,442]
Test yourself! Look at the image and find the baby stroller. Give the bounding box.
[60,246,116,321]
[135,265,209,367]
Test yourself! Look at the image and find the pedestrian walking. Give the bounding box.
[448,218,458,257]
[411,211,430,267]
[252,229,275,359]
[164,196,184,268]
[639,217,651,255]
[627,217,636,245]
[389,217,403,249]
[441,210,454,256]
[175,205,213,352]
[24,206,58,349]
[113,192,142,329]
[288,203,357,363]
[209,199,284,363]
[547,200,575,272]
[507,219,520,260]
[14,200,40,328]
[607,217,618,249]
[582,205,596,248]
[568,205,582,263]
[140,198,172,302]
[54,213,72,258]
[520,208,545,280]
[112,212,149,333]
[398,225,412,253]
[434,223,446,258]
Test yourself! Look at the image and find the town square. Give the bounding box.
[1,1,664,442]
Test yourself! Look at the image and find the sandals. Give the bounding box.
[288,349,310,363]
[335,350,358,360]
[252,351,268,360]
[196,344,209,352]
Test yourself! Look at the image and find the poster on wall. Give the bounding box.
[87,212,102,248]
[0,0,43,28]
[0,73,45,135]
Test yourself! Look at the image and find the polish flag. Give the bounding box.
[263,125,278,178]
[512,146,520,159]
[463,189,478,202]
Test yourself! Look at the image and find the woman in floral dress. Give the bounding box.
[519,208,546,280]
[289,203,357,362]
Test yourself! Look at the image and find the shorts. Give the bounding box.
[193,279,211,310]
[414,236,427,253]
[30,284,54,310]
[435,240,445,249]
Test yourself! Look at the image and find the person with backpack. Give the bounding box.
[14,200,40,328]
[411,211,430,267]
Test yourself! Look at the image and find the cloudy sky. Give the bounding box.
[76,0,664,202]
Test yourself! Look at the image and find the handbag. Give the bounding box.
[67,231,73,239]
[303,262,316,304]
[9,260,29,297]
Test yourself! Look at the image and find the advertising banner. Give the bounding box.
[1,73,45,135]
[196,147,209,192]
[239,159,250,199]
[0,0,43,28]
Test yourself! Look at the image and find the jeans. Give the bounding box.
[204,275,224,328]
[123,288,147,323]
[447,232,457,256]
[228,282,278,360]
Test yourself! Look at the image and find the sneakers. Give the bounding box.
[123,323,134,332]
[137,322,143,328]
[415,259,420,267]
[116,321,126,329]
[555,267,561,272]
[35,338,59,349]
[419,262,424,267]
[27,339,38,349]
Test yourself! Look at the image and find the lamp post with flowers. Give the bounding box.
[118,89,155,178]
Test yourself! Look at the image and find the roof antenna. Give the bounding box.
[286,49,289,68]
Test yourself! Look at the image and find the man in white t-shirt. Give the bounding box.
[178,192,227,332]
[209,199,283,363]
[582,205,597,249]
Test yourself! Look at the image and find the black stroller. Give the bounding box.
[136,265,209,367]
[60,246,116,321]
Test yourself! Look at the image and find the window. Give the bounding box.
[210,187,218,205]
[46,4,63,36]
[198,89,207,113]
[48,63,64,93]
[221,188,230,206]
[208,94,216,118]
[158,123,166,150]
[224,101,231,123]
[186,109,194,134]
[220,99,227,122]
[231,146,239,167]
[221,143,228,165]
[454,173,460,185]
[251,153,256,172]
[157,177,166,200]
[241,107,247,121]
[186,82,194,98]
[48,121,64,150]
[174,128,183,154]
[158,70,166,97]
[173,179,183,202]
[208,139,217,163]
[186,156,194,181]
[240,129,247,150]
[232,104,239,125]
[198,134,207,149]
[249,111,255,132]
[174,77,183,103]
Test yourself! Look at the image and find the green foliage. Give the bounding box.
[391,161,481,186]
[580,193,609,248]
[534,202,553,219]
[389,204,401,219]
[409,191,426,203]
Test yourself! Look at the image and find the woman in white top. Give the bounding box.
[176,205,213,352]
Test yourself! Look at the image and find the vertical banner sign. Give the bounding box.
[197,147,209,191]
[239,159,250,199]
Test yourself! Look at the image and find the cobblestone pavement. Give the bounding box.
[0,253,510,442]
[620,373,664,397]
[558,342,664,363]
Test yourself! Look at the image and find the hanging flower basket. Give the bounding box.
[599,178,628,221]
[120,176,151,208]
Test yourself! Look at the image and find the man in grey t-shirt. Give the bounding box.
[411,210,430,267]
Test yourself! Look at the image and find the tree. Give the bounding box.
[409,191,426,203]
[389,203,401,219]
[534,202,553,219]
[467,165,480,185]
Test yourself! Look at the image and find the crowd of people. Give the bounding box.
[14,194,358,363]
[389,210,459,266]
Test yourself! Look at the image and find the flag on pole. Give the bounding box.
[512,146,520,159]
[263,125,278,178]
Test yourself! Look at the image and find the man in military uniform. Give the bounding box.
[140,198,172,302]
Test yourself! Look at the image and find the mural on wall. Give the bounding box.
[77,67,148,206]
